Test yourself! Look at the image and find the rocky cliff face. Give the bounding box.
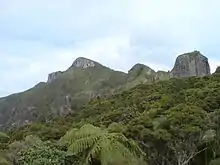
[170,51,210,78]
[47,71,63,83]
[155,71,170,81]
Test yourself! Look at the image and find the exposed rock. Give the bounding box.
[0,53,214,130]
[215,66,220,73]
[155,71,170,81]
[71,57,96,69]
[170,51,210,78]
[47,71,62,83]
[59,95,72,116]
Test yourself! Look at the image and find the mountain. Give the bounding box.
[0,57,127,129]
[170,51,211,77]
[0,51,213,130]
[125,64,170,89]
[8,67,220,165]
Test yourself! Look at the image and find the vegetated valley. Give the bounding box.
[0,51,220,165]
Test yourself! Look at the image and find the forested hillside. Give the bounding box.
[1,71,220,165]
[0,51,210,131]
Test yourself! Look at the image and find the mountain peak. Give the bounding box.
[127,63,155,82]
[128,63,155,74]
[171,50,210,77]
[177,50,208,60]
[70,57,97,69]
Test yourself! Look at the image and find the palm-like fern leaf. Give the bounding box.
[68,134,100,154]
[61,124,146,165]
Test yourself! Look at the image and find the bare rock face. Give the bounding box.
[170,51,210,78]
[155,71,170,81]
[47,71,62,83]
[71,57,96,69]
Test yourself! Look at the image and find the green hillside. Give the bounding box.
[2,72,220,165]
[0,52,218,165]
[0,57,169,130]
[0,62,127,130]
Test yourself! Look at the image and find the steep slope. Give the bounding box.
[0,58,127,129]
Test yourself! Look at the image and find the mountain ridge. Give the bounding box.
[0,50,215,130]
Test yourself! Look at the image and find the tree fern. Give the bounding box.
[60,124,146,165]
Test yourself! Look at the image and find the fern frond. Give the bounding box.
[109,133,145,157]
[61,124,103,145]
[84,138,105,165]
[100,139,136,165]
[60,128,78,145]
[68,134,100,155]
[61,124,146,165]
[100,139,115,165]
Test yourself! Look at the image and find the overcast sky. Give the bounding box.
[0,0,220,96]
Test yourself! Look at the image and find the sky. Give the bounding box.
[0,0,220,96]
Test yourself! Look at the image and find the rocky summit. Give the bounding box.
[170,51,211,77]
[47,57,99,83]
[70,57,97,69]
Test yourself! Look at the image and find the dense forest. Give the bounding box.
[1,71,220,165]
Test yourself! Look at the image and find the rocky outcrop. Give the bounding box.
[215,66,220,73]
[71,57,96,69]
[155,71,170,81]
[170,51,210,78]
[47,71,62,83]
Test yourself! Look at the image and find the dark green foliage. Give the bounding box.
[0,132,10,150]
[60,124,145,165]
[3,71,220,165]
[0,132,10,144]
[19,141,74,165]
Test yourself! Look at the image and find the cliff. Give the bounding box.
[170,51,210,78]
